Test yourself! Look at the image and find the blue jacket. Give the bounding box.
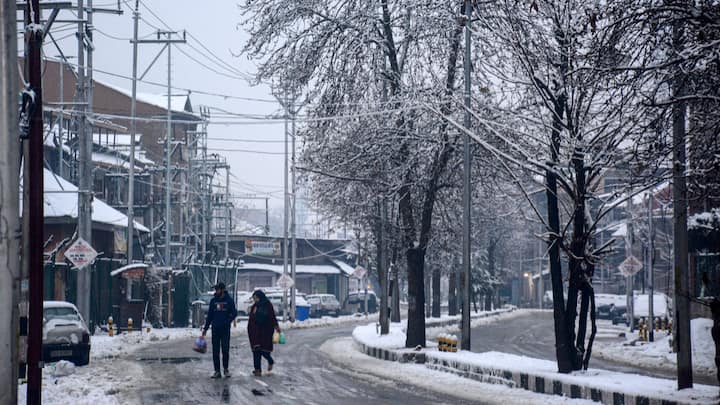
[203,293,237,331]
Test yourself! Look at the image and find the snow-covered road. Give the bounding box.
[127,323,468,404]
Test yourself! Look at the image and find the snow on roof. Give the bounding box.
[611,223,627,238]
[93,151,130,169]
[43,301,79,309]
[21,169,150,233]
[241,262,342,275]
[331,259,355,275]
[97,79,196,116]
[688,209,720,231]
[110,263,149,277]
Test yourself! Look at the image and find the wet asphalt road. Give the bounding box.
[469,310,716,385]
[129,323,469,405]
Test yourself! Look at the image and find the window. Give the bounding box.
[126,278,144,301]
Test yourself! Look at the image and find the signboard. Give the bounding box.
[276,274,294,290]
[121,268,145,280]
[618,255,643,277]
[65,237,98,269]
[245,240,281,256]
[352,266,367,280]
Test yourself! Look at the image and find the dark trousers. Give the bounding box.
[211,325,231,372]
[252,349,274,371]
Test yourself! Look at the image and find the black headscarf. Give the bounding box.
[252,289,269,304]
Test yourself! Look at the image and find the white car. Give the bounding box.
[43,301,91,366]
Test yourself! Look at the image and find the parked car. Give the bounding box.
[344,290,377,314]
[42,301,91,366]
[595,294,626,320]
[306,294,341,317]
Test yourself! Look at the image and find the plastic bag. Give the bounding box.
[272,331,280,344]
[193,336,207,353]
[279,332,286,345]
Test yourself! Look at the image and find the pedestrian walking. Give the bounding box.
[247,290,281,376]
[202,282,237,379]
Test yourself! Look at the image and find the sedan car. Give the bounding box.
[43,301,91,366]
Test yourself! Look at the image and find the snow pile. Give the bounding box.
[91,327,203,359]
[352,322,407,349]
[426,308,531,339]
[688,209,720,231]
[52,360,76,377]
[594,318,716,376]
[18,358,144,405]
[279,312,378,330]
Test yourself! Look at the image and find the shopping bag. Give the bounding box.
[272,331,280,344]
[279,332,286,345]
[193,336,207,353]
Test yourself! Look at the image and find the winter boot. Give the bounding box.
[211,371,222,379]
[252,369,262,377]
[223,369,231,378]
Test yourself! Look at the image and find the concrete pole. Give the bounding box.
[76,0,93,327]
[127,0,139,264]
[0,1,20,402]
[290,94,297,320]
[647,193,654,342]
[58,58,64,178]
[282,90,289,322]
[165,35,172,268]
[461,0,472,351]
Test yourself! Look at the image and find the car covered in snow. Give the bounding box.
[344,290,377,314]
[42,301,91,366]
[306,294,341,317]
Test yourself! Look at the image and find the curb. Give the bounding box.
[352,311,705,405]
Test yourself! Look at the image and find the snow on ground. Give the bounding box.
[352,316,718,404]
[321,336,596,405]
[426,308,537,340]
[594,318,716,376]
[17,358,144,405]
[430,350,718,404]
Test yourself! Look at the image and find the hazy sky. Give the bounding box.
[31,0,290,212]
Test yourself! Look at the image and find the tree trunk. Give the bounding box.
[448,268,457,316]
[431,267,441,318]
[485,240,496,311]
[545,96,576,374]
[710,299,720,387]
[405,247,426,347]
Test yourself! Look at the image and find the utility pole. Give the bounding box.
[135,31,186,268]
[127,0,139,264]
[672,21,692,384]
[76,0,94,328]
[25,0,45,402]
[283,90,289,322]
[460,0,472,351]
[0,1,20,403]
[225,166,230,260]
[647,193,654,342]
[58,57,64,178]
[290,92,297,321]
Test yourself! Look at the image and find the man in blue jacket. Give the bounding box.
[202,282,237,378]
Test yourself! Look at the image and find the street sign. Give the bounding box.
[618,255,643,277]
[64,237,98,269]
[352,266,367,279]
[276,274,294,290]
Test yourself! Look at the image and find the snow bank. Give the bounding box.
[427,350,718,404]
[594,318,716,376]
[352,322,407,349]
[321,337,595,405]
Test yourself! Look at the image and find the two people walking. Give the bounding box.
[201,285,281,378]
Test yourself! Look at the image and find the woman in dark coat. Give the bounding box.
[247,290,281,376]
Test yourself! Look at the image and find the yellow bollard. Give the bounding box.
[667,319,672,334]
[233,318,237,328]
[438,334,447,352]
[654,317,660,332]
[146,326,151,333]
[451,335,458,353]
[108,316,114,337]
[128,317,133,333]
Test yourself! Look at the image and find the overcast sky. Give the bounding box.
[29,0,290,212]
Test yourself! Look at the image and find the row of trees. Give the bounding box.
[238,0,720,378]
